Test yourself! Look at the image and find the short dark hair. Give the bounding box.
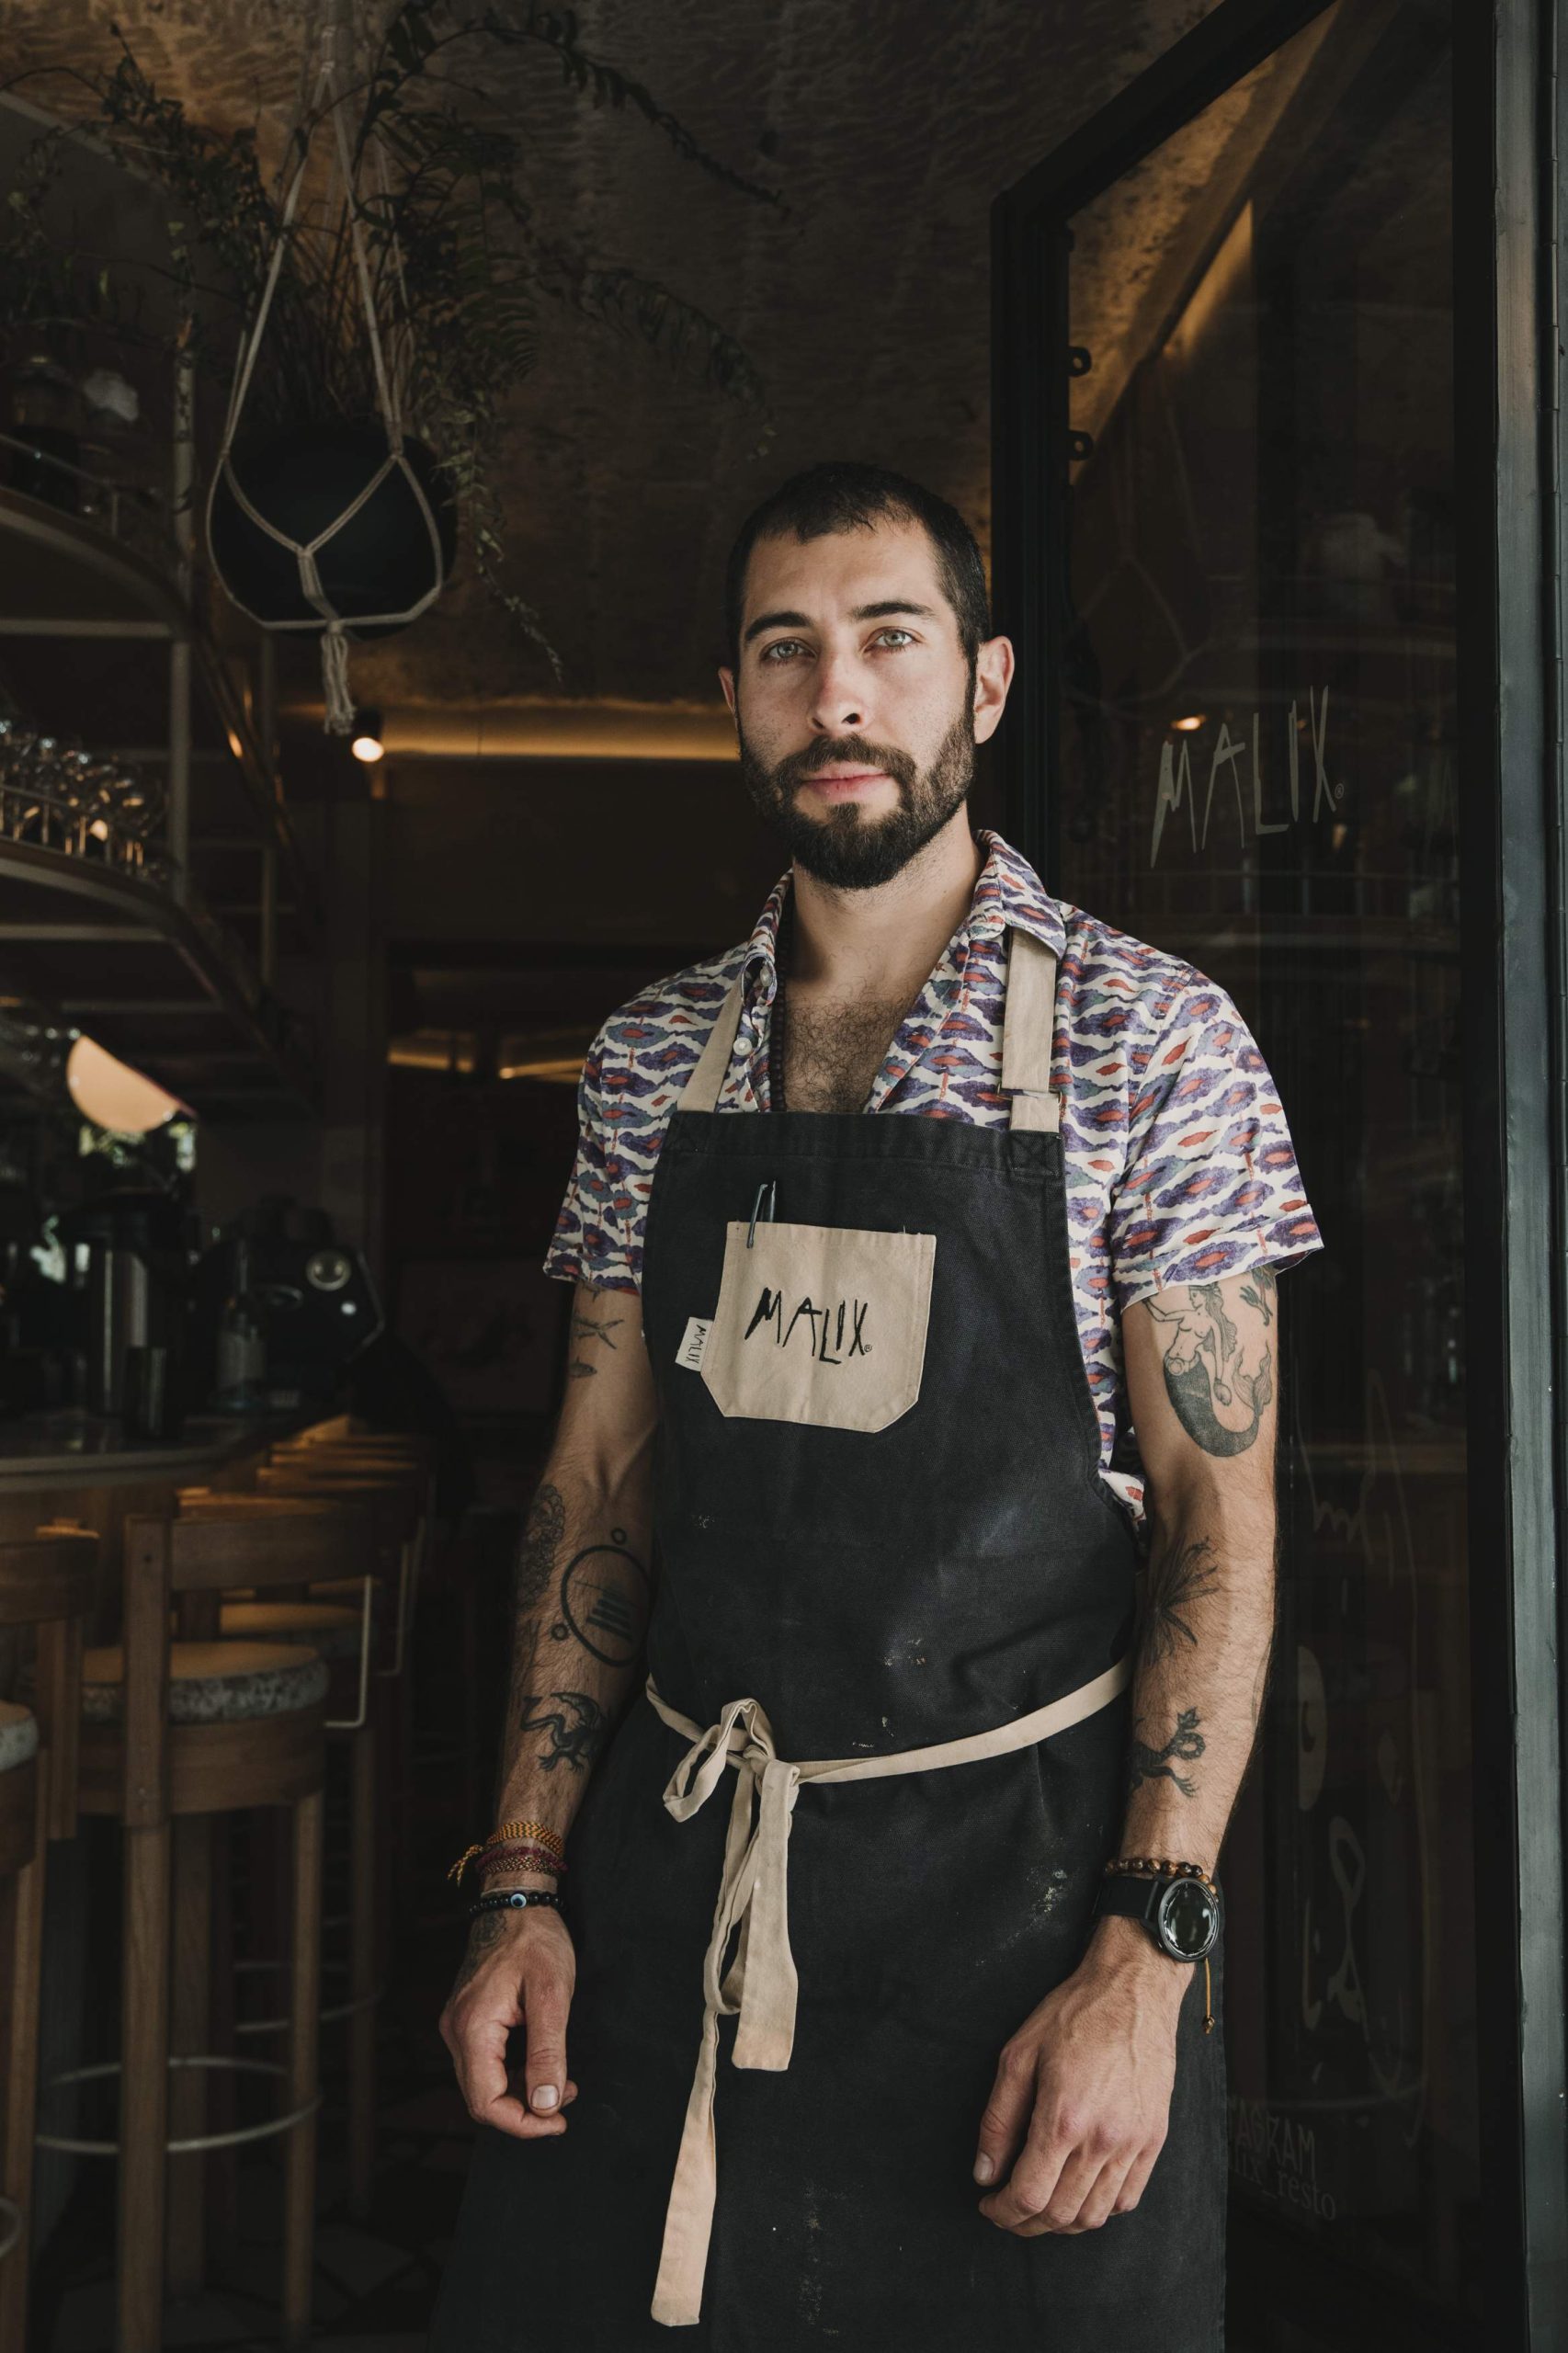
[722,461,991,671]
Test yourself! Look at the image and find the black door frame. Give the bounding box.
[990,1,1568,2343]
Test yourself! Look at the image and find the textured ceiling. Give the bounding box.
[4,0,1217,719]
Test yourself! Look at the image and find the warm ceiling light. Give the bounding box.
[66,1034,184,1132]
[1172,713,1206,732]
[350,707,385,764]
[87,817,109,840]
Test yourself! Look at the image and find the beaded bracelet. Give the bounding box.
[468,1888,564,1917]
[1104,1856,1220,1895]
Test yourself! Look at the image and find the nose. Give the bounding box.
[807,648,866,736]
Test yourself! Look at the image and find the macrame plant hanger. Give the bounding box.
[206,0,449,733]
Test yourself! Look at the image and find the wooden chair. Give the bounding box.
[39,1510,358,2352]
[0,1526,95,2353]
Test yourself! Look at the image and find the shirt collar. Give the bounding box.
[740,826,1066,1003]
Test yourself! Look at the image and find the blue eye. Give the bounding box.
[874,629,915,649]
[760,640,804,663]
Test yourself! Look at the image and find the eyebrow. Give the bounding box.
[742,598,939,647]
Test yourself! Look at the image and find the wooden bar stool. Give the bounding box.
[250,1464,426,2208]
[39,1512,341,2353]
[178,1490,387,2220]
[256,1459,426,1680]
[0,1526,95,2353]
[272,1442,494,1882]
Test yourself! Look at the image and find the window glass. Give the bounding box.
[1061,6,1476,2335]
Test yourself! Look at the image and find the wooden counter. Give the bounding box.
[0,1409,311,1642]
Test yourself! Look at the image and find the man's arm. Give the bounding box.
[439,1276,658,2140]
[1105,1264,1278,1875]
[973,1264,1278,2235]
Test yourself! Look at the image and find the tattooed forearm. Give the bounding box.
[484,1297,655,1890]
[1108,1269,1278,1893]
[1139,1533,1220,1665]
[519,1687,610,1773]
[516,1483,566,1612]
[1129,1706,1206,1798]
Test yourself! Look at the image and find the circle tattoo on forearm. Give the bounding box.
[559,1529,650,1665]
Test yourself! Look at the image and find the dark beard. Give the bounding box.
[736,709,974,889]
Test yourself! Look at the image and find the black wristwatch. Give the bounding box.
[1093,1865,1222,1962]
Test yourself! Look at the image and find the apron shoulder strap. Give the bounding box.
[679,927,1060,1123]
[676,973,747,1113]
[1001,927,1062,1132]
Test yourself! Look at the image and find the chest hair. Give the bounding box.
[780,988,913,1114]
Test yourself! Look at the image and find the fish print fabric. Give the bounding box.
[543,829,1323,1529]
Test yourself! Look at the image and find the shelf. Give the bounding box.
[0,482,321,930]
[0,478,322,1120]
[0,837,317,1119]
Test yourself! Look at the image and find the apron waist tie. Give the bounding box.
[642,1652,1133,2327]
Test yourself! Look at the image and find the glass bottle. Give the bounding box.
[214,1236,267,1411]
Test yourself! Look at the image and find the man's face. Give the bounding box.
[719,515,1007,891]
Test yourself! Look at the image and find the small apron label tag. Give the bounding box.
[701,1219,936,1434]
[676,1316,713,1371]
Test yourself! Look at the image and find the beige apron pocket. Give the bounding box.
[699,1220,936,1433]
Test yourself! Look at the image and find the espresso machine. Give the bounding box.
[58,1188,194,1416]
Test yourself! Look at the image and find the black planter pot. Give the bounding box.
[207,419,458,639]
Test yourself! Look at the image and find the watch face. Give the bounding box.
[1157,1877,1219,1961]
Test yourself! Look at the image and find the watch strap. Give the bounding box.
[1093,1872,1168,1931]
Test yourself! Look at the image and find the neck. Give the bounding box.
[784,807,983,995]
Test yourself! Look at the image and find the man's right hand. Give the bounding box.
[440,1905,579,2140]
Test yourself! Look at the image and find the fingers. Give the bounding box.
[1013,2154,1131,2237]
[457,2011,554,2142]
[971,2044,1035,2190]
[1112,2138,1162,2216]
[983,2132,1160,2235]
[979,2125,1086,2233]
[441,1967,578,2143]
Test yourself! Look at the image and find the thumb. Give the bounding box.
[973,2053,1032,2188]
[522,1975,572,2116]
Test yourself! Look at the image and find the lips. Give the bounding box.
[807,777,890,805]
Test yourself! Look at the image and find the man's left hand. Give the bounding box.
[971,1915,1186,2235]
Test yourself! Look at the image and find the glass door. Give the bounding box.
[992,0,1565,2342]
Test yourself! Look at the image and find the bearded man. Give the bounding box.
[429,463,1322,2351]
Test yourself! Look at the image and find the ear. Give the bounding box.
[971,634,1015,747]
[718,665,738,718]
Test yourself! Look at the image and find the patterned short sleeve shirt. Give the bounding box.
[543,828,1324,1529]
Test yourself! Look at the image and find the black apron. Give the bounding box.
[429,926,1226,2352]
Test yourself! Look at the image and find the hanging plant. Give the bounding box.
[2,2,780,726]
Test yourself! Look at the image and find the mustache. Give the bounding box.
[774,735,918,791]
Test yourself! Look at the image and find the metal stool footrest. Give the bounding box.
[0,2194,22,2263]
[36,2054,322,2157]
[230,1952,386,2034]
